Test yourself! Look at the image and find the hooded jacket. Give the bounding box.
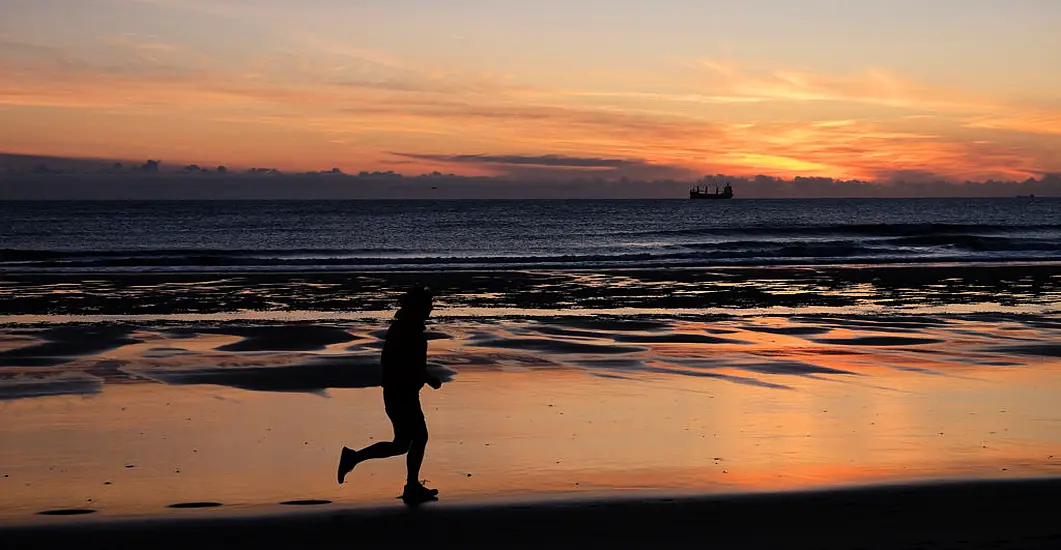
[380,316,428,391]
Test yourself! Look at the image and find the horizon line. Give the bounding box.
[1,152,1058,186]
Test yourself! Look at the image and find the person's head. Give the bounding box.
[397,285,434,320]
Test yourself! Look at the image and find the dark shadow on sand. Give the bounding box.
[576,358,795,390]
[211,326,356,352]
[521,325,619,340]
[469,337,645,355]
[743,325,833,336]
[1022,317,1061,330]
[0,326,140,367]
[137,355,381,393]
[574,358,807,389]
[814,336,943,346]
[574,358,646,371]
[143,347,194,358]
[649,368,794,390]
[723,360,857,377]
[136,354,455,394]
[367,329,450,342]
[990,344,1061,357]
[611,333,746,345]
[550,317,671,332]
[799,315,953,328]
[435,352,560,369]
[891,365,943,375]
[167,502,223,509]
[591,372,637,380]
[0,372,103,401]
[522,325,745,345]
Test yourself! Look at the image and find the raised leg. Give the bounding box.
[337,437,411,484]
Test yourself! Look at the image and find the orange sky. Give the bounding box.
[2,0,1060,182]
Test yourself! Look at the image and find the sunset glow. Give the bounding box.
[2,0,1060,181]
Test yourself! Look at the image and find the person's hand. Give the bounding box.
[427,376,443,390]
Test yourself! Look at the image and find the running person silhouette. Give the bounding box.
[338,286,442,500]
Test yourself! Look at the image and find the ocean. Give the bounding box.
[2,198,1060,273]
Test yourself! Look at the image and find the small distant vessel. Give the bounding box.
[689,179,733,200]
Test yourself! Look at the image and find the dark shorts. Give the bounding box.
[383,388,427,443]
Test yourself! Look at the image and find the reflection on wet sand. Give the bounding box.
[0,313,1060,522]
[2,314,1060,400]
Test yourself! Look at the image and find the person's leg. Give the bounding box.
[338,437,410,484]
[404,399,430,489]
[337,390,413,484]
[405,430,427,485]
[353,438,410,459]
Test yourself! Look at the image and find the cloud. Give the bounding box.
[872,169,949,184]
[398,153,643,169]
[0,152,123,172]
[105,34,184,66]
[106,35,181,53]
[121,0,245,19]
[122,0,433,77]
[697,60,994,113]
[964,111,1061,136]
[393,153,698,180]
[3,154,1060,199]
[0,34,63,59]
[563,90,765,105]
[0,35,87,76]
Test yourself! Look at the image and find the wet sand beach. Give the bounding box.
[2,262,1060,547]
[2,308,1060,522]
